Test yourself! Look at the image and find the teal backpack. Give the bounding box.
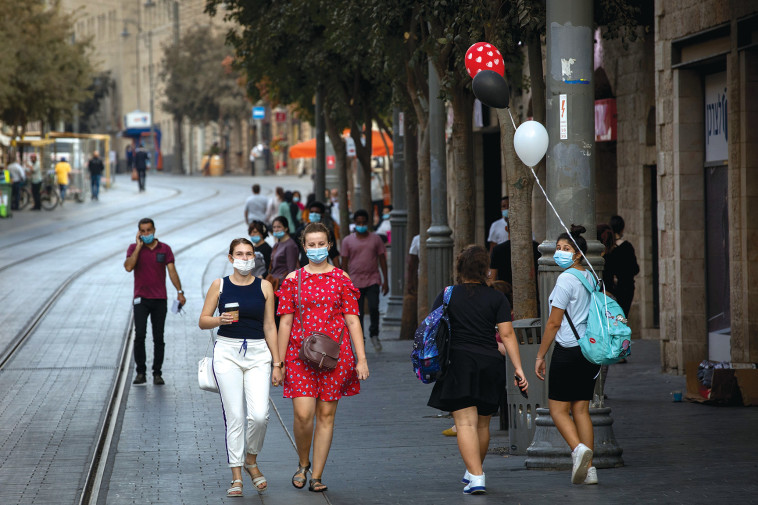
[564,268,632,365]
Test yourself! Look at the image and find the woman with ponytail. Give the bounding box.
[534,225,602,486]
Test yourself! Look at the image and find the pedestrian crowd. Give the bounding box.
[121,183,639,497]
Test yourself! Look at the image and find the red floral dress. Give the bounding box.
[276,267,361,400]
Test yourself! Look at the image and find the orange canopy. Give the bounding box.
[288,130,393,159]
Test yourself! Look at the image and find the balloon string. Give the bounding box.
[527,163,600,284]
[506,109,517,130]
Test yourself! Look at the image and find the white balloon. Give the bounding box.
[513,120,549,167]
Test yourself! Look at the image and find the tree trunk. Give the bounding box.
[173,114,184,174]
[528,36,547,242]
[324,112,350,241]
[496,108,538,319]
[416,121,431,318]
[451,88,476,261]
[401,116,420,339]
[351,122,373,215]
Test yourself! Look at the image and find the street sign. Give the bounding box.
[346,137,356,157]
[275,111,287,122]
[326,155,336,169]
[252,106,265,120]
[559,94,568,140]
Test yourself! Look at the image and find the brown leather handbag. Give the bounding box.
[296,268,343,370]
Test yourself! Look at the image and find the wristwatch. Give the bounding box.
[272,362,284,368]
[177,290,184,294]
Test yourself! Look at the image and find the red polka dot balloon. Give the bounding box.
[465,42,504,79]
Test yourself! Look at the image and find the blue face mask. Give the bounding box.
[554,250,575,269]
[355,225,368,234]
[306,247,329,264]
[309,212,322,223]
[140,234,154,244]
[382,214,391,220]
[502,209,509,219]
[273,230,285,239]
[249,235,262,244]
[293,196,300,203]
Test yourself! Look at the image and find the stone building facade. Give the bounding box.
[60,0,308,176]
[651,1,757,372]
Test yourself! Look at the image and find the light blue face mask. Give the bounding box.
[502,209,509,219]
[309,212,322,223]
[293,196,300,203]
[306,247,329,264]
[382,213,391,220]
[273,230,286,239]
[554,250,575,269]
[249,235,262,244]
[355,225,368,234]
[140,234,155,244]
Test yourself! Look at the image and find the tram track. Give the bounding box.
[0,184,183,252]
[0,188,234,274]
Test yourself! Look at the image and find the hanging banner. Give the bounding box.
[594,98,617,142]
[704,72,728,163]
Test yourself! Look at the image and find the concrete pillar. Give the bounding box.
[527,0,623,470]
[383,107,406,329]
[426,62,454,303]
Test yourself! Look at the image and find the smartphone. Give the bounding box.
[515,374,528,398]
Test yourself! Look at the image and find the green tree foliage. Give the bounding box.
[69,71,116,133]
[159,25,248,126]
[0,0,93,136]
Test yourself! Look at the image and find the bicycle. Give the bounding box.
[19,179,60,210]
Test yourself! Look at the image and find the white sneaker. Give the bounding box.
[583,466,598,485]
[463,473,486,494]
[461,469,472,484]
[571,443,593,484]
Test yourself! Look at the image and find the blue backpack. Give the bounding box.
[564,269,632,365]
[411,286,454,384]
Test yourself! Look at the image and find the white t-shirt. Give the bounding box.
[409,235,420,255]
[487,218,509,245]
[548,269,594,348]
[244,194,268,223]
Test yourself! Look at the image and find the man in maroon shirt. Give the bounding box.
[341,209,389,352]
[124,218,186,385]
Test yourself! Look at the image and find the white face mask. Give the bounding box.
[233,258,255,275]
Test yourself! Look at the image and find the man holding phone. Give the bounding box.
[124,218,186,385]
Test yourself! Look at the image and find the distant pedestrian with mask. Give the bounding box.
[248,220,272,277]
[278,191,301,233]
[340,209,388,352]
[603,215,639,317]
[198,238,282,497]
[88,151,104,201]
[487,196,510,252]
[124,218,186,385]
[295,201,340,268]
[268,216,299,292]
[534,225,601,485]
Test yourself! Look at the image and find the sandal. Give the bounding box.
[245,463,267,494]
[309,478,328,492]
[292,462,310,489]
[227,479,243,497]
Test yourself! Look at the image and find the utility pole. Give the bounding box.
[315,86,326,201]
[383,107,407,328]
[426,61,453,303]
[527,0,623,471]
[148,30,156,172]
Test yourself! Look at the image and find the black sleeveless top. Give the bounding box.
[217,276,265,339]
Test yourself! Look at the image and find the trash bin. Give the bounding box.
[504,318,546,455]
[0,181,12,218]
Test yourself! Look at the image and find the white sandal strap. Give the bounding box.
[245,463,258,469]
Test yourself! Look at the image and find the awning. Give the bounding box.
[121,127,162,145]
[289,130,393,159]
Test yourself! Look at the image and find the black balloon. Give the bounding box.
[472,70,510,109]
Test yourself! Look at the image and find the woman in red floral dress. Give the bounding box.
[276,222,369,493]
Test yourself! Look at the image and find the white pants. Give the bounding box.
[213,337,271,467]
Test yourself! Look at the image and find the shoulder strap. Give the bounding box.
[564,310,581,341]
[566,268,597,293]
[442,285,454,307]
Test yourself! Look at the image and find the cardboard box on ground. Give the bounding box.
[686,362,758,406]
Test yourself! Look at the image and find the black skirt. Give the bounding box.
[427,348,506,416]
[548,343,601,401]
